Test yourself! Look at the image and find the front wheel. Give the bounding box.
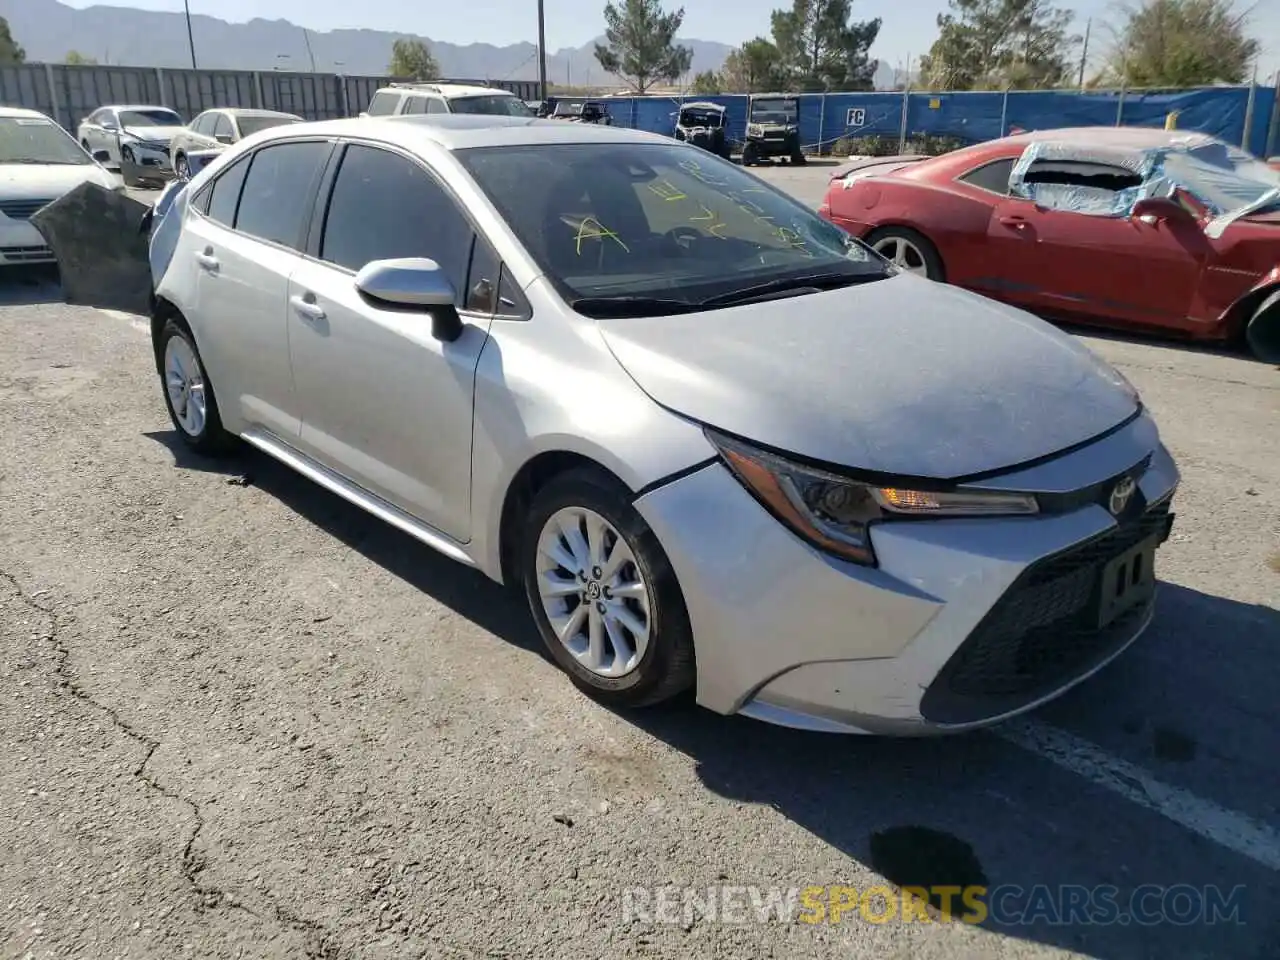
[741,141,759,166]
[174,153,190,180]
[864,226,946,281]
[521,468,695,708]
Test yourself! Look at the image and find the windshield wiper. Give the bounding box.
[569,295,700,317]
[699,270,885,308]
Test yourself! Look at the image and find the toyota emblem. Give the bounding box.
[1108,476,1137,516]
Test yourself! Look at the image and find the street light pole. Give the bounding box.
[536,0,547,101]
[183,0,198,69]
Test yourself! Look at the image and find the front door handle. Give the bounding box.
[290,293,326,322]
[999,215,1028,228]
[195,248,219,272]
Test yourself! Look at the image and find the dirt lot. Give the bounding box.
[1,167,1278,959]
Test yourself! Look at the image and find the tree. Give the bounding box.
[689,70,722,94]
[0,16,24,64]
[719,38,786,92]
[594,0,694,94]
[65,51,98,65]
[918,0,1076,91]
[769,0,881,91]
[388,38,440,81]
[1106,0,1259,87]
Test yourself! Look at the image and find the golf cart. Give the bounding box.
[550,99,613,124]
[673,101,729,159]
[742,93,804,166]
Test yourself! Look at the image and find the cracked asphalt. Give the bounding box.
[1,168,1279,959]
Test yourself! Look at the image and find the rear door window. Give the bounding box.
[403,97,430,115]
[234,141,331,248]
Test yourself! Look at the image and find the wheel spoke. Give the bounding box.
[603,616,635,670]
[557,515,591,570]
[585,608,606,672]
[555,604,587,643]
[585,512,607,569]
[540,537,579,575]
[540,572,581,597]
[610,603,648,643]
[610,580,646,600]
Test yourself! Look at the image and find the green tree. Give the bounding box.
[1107,0,1259,87]
[769,0,881,91]
[689,70,722,94]
[594,0,694,94]
[719,37,785,92]
[0,16,25,64]
[388,38,440,81]
[65,51,98,65]
[919,0,1076,91]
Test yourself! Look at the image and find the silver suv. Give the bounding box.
[362,82,534,118]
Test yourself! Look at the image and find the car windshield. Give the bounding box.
[236,115,302,136]
[751,99,796,123]
[119,109,183,128]
[681,109,723,127]
[0,116,92,165]
[449,95,534,117]
[553,102,584,116]
[456,141,888,315]
[1160,140,1280,216]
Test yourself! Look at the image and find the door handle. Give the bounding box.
[998,215,1028,228]
[195,249,219,272]
[290,293,326,322]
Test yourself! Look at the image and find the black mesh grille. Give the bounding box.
[920,499,1174,725]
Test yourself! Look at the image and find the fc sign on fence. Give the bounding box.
[846,107,866,129]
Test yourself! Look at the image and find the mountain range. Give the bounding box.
[0,0,902,89]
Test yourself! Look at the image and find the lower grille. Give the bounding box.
[920,499,1174,725]
[0,198,55,221]
[0,244,54,262]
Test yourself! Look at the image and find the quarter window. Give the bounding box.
[204,154,251,225]
[234,141,330,248]
[959,158,1015,195]
[319,144,472,298]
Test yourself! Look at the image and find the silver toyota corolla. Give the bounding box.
[143,115,1179,735]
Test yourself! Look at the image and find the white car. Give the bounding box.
[0,107,118,267]
[362,82,534,119]
[76,104,184,182]
[169,108,303,179]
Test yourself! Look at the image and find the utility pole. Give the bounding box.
[183,0,198,69]
[1077,17,1090,90]
[302,28,317,72]
[537,0,548,101]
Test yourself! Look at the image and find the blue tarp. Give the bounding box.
[594,85,1279,158]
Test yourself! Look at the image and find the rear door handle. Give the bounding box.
[290,294,326,322]
[195,250,220,272]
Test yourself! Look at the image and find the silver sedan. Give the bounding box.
[141,115,1179,734]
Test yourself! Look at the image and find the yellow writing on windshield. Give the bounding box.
[689,203,729,238]
[678,157,729,186]
[647,180,688,202]
[775,225,815,257]
[574,217,630,255]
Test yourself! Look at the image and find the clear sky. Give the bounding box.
[60,0,1280,82]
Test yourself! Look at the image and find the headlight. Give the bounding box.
[707,430,1038,566]
[747,123,763,136]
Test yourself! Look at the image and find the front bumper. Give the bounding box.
[632,411,1180,735]
[0,219,54,265]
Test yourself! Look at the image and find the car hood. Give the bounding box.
[596,274,1140,480]
[0,162,114,199]
[122,125,179,143]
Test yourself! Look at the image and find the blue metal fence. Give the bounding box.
[599,85,1280,157]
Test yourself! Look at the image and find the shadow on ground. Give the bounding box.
[150,431,1280,960]
[0,265,64,307]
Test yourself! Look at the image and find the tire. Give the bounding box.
[156,319,235,455]
[1245,289,1280,364]
[864,225,946,282]
[520,467,695,709]
[121,145,138,188]
[791,151,807,165]
[174,153,189,180]
[741,141,759,166]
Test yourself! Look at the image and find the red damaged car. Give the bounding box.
[819,127,1280,362]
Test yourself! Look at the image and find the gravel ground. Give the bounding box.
[1,168,1278,959]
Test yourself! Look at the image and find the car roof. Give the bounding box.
[259,114,673,151]
[998,125,1217,153]
[682,101,725,111]
[212,108,302,119]
[380,83,516,99]
[103,104,181,113]
[0,106,50,120]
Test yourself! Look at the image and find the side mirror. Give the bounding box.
[102,122,118,132]
[215,134,234,144]
[354,258,464,342]
[1131,197,1189,225]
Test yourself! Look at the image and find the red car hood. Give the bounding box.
[1241,209,1280,225]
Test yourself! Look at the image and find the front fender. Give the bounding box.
[1220,265,1280,337]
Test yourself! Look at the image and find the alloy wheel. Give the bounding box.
[872,236,930,276]
[164,335,207,437]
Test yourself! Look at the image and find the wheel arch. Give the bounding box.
[1220,274,1280,343]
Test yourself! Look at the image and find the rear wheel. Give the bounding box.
[157,319,235,455]
[865,226,946,281]
[521,468,695,708]
[174,152,190,180]
[1245,289,1280,364]
[741,141,759,166]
